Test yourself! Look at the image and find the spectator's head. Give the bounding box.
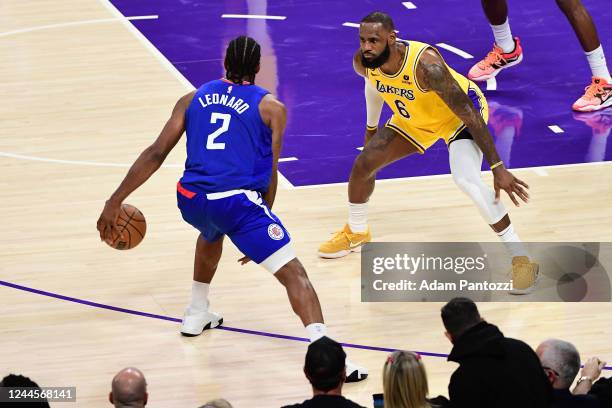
[199,399,233,408]
[0,374,50,407]
[441,297,482,343]
[383,351,429,408]
[304,336,346,394]
[536,339,581,389]
[109,367,148,407]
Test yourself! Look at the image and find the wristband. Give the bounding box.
[490,161,503,170]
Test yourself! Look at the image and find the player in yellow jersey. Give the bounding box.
[318,12,538,294]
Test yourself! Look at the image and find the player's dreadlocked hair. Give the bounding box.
[224,36,261,84]
[361,11,395,32]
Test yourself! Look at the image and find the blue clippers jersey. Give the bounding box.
[180,79,272,193]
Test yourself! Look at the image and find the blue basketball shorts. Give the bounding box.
[176,182,295,273]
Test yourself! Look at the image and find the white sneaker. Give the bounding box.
[345,359,368,382]
[180,307,223,337]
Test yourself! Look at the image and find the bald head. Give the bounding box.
[536,339,581,389]
[109,368,148,408]
[199,399,233,408]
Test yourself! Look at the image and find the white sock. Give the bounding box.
[585,45,612,83]
[497,224,529,258]
[306,323,327,342]
[189,281,210,311]
[491,18,515,53]
[348,202,368,233]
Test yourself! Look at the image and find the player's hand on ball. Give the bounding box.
[493,167,529,206]
[97,199,124,243]
[238,256,251,265]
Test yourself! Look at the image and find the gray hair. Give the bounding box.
[539,339,581,388]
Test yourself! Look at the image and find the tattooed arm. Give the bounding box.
[415,48,529,206]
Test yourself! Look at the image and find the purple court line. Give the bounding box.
[0,279,439,356]
[1,279,609,368]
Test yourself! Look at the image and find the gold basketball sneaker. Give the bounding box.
[509,256,540,295]
[318,224,371,259]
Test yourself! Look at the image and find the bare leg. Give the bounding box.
[481,0,508,25]
[348,126,420,203]
[193,234,224,283]
[556,0,600,52]
[275,258,369,381]
[274,258,323,326]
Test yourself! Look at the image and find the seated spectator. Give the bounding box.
[199,398,233,408]
[0,374,50,408]
[282,336,366,408]
[382,350,444,408]
[109,367,148,408]
[441,297,552,407]
[536,339,604,407]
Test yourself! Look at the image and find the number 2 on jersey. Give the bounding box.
[206,112,231,150]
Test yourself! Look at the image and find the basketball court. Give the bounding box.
[1,0,611,406]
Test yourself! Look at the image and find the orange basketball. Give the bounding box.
[107,203,146,250]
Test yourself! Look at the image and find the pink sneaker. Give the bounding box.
[488,101,524,137]
[468,37,523,81]
[572,77,612,112]
[573,109,612,135]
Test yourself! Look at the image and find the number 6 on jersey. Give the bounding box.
[207,112,231,150]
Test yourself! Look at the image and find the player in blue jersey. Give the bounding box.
[96,36,367,382]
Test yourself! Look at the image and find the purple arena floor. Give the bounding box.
[110,0,611,187]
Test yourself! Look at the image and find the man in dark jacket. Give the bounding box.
[282,337,366,408]
[441,297,552,408]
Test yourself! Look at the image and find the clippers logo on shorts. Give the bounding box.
[268,223,284,240]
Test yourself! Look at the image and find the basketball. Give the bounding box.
[107,203,147,250]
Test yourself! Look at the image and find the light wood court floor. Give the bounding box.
[1,1,612,407]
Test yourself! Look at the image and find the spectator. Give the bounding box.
[282,336,366,408]
[441,297,552,407]
[382,350,444,408]
[0,374,50,408]
[109,367,148,408]
[199,399,233,408]
[536,339,604,407]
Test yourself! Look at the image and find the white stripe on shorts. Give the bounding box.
[206,190,273,220]
[243,191,274,220]
[206,189,249,199]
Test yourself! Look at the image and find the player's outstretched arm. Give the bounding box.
[96,91,195,242]
[259,94,287,209]
[416,49,529,206]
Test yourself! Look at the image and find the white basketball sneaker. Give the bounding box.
[345,359,368,382]
[180,306,223,337]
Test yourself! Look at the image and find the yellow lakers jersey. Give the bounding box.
[366,40,487,152]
